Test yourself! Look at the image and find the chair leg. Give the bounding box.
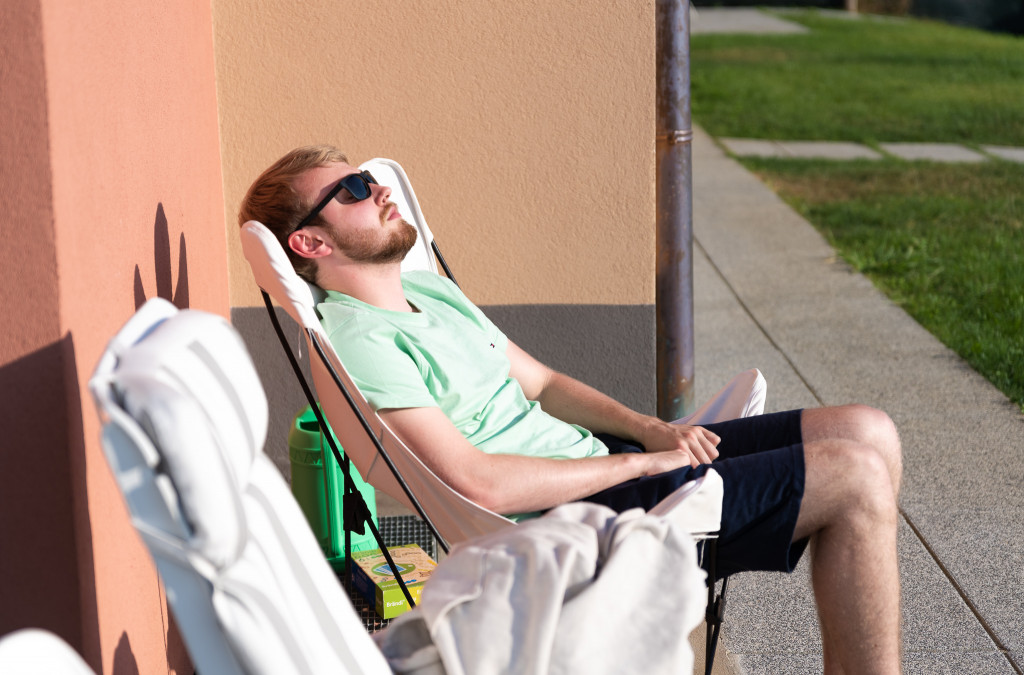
[704,539,728,675]
[705,577,728,675]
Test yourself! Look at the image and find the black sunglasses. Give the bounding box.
[292,170,379,232]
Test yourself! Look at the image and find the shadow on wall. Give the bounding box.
[112,632,138,675]
[113,202,194,673]
[0,334,98,666]
[134,203,190,310]
[231,305,312,478]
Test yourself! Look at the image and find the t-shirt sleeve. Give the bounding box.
[324,314,438,411]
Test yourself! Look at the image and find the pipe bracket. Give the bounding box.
[657,129,693,145]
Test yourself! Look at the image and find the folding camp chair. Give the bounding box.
[240,158,767,672]
[88,298,718,674]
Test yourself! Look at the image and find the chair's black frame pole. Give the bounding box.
[257,241,458,607]
[260,292,421,607]
[704,539,728,675]
[431,241,458,286]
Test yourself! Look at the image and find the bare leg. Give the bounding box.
[794,408,902,674]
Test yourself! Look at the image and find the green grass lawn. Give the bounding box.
[691,12,1024,410]
[692,12,1024,145]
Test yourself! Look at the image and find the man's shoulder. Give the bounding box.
[317,292,396,344]
[401,270,480,311]
[401,269,459,295]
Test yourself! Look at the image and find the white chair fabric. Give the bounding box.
[0,629,96,675]
[240,157,766,547]
[89,298,391,675]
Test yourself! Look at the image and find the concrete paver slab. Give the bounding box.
[690,7,808,35]
[983,145,1024,163]
[693,249,820,412]
[722,138,884,160]
[778,140,883,160]
[900,505,1024,657]
[902,652,1019,674]
[740,652,1016,675]
[719,138,790,159]
[880,142,989,162]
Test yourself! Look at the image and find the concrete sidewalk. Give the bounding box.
[690,124,1024,673]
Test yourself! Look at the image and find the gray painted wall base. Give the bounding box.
[480,304,656,416]
[231,303,657,477]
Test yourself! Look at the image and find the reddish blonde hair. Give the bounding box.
[238,145,349,283]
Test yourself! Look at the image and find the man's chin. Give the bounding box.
[337,220,418,264]
[379,221,419,264]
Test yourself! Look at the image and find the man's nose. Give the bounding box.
[374,182,391,203]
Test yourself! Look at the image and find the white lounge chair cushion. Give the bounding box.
[0,629,96,675]
[119,377,247,569]
[114,309,267,483]
[95,300,392,675]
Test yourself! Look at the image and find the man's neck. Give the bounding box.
[319,263,415,313]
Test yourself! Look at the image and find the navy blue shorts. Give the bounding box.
[582,409,808,578]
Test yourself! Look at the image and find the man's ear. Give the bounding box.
[288,229,333,260]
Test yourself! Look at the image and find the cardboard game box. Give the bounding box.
[350,544,437,619]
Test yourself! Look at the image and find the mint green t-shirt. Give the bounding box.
[317,271,609,470]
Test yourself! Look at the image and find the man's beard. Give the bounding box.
[326,216,419,265]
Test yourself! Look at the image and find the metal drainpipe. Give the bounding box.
[655,0,695,420]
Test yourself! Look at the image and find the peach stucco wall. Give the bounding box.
[1,1,227,672]
[214,0,657,308]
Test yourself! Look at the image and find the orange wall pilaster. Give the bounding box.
[0,1,228,672]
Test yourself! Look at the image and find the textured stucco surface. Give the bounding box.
[214,0,657,308]
[0,0,83,654]
[1,2,227,671]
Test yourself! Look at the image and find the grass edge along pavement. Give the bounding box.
[739,157,1024,413]
[691,12,1024,412]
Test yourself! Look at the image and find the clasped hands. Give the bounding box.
[637,417,721,470]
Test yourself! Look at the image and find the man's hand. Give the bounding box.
[638,418,721,467]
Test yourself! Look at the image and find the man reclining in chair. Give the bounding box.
[240,145,903,674]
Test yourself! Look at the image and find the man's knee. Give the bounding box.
[818,437,896,502]
[799,440,898,540]
[837,443,899,536]
[806,404,902,480]
[850,404,903,488]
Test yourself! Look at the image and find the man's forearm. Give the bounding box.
[506,340,719,464]
[534,371,654,442]
[380,405,694,515]
[453,450,656,514]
